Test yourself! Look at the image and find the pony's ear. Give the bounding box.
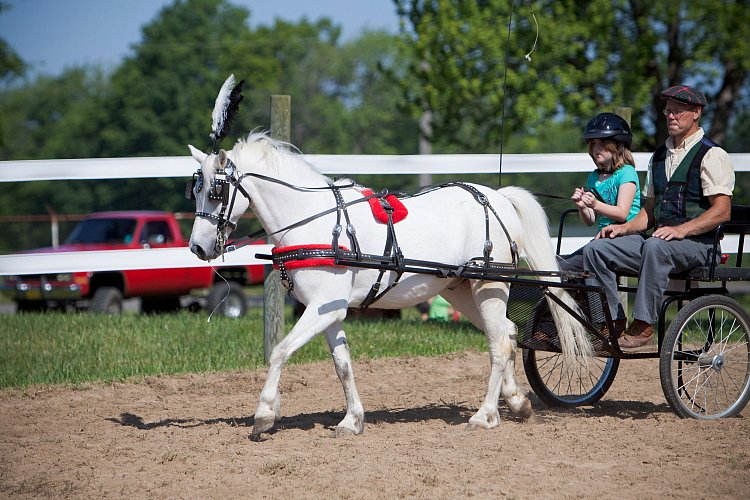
[217,149,228,169]
[188,144,208,164]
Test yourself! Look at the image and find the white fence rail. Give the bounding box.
[4,153,749,181]
[1,152,748,276]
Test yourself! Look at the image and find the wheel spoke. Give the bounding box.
[662,296,750,419]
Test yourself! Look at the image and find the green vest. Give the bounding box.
[652,136,716,229]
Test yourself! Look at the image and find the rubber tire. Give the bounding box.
[141,295,181,314]
[16,300,47,313]
[523,348,619,408]
[522,298,619,408]
[659,295,750,419]
[205,281,247,318]
[90,286,123,314]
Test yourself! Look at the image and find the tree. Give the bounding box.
[393,0,750,152]
[100,0,261,157]
[0,1,24,84]
[0,0,417,251]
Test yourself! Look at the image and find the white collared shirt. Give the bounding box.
[643,127,735,198]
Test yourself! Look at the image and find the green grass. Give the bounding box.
[0,308,486,389]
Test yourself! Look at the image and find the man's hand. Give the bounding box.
[596,223,629,239]
[652,225,687,241]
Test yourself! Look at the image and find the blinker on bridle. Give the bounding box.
[188,156,251,259]
[185,164,232,205]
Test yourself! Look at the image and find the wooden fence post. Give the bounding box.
[264,95,291,364]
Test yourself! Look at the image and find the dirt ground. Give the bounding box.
[1,351,748,499]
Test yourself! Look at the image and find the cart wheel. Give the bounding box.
[521,296,619,407]
[523,348,619,407]
[659,295,750,419]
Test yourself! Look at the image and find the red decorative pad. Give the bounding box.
[361,189,408,224]
[272,244,349,270]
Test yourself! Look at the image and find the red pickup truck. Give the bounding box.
[1,211,265,317]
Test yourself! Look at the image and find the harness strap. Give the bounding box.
[225,194,379,252]
[271,244,350,291]
[446,182,519,266]
[330,184,362,260]
[215,175,519,305]
[359,207,405,310]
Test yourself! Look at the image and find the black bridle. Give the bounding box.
[185,155,361,255]
[185,156,252,252]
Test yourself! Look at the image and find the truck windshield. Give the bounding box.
[64,218,138,244]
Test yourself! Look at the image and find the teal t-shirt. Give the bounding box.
[584,164,641,230]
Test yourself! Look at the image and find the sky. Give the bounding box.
[0,0,401,78]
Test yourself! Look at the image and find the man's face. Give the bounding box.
[663,100,701,139]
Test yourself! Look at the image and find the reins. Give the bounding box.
[223,173,518,265]
[218,172,377,252]
[199,160,522,309]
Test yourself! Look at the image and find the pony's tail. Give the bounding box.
[498,186,593,362]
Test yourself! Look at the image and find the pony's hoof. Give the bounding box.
[332,425,361,438]
[253,413,275,436]
[332,412,364,437]
[466,415,495,431]
[517,399,536,422]
[249,432,270,442]
[467,408,499,430]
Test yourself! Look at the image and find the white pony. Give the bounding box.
[187,132,592,438]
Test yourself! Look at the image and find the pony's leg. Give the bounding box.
[323,322,365,436]
[499,321,535,421]
[252,301,347,437]
[465,281,533,429]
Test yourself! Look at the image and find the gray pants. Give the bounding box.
[582,234,717,324]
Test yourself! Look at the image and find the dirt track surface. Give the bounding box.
[1,351,748,498]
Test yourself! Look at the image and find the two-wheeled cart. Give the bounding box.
[514,205,750,419]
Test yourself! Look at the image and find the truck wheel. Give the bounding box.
[206,282,247,318]
[141,296,181,314]
[16,300,47,313]
[90,287,123,314]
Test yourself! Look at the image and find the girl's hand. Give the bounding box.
[581,191,597,209]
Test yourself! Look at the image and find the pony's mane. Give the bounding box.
[232,131,332,187]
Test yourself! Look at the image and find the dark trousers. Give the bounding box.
[582,234,716,324]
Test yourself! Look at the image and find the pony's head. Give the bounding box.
[186,144,250,261]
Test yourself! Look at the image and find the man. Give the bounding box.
[582,85,735,350]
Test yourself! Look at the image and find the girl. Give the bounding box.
[561,112,641,272]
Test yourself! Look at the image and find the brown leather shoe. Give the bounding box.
[618,332,654,349]
[618,321,654,350]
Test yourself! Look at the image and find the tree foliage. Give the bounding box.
[0,0,748,252]
[0,1,24,84]
[393,0,750,152]
[0,0,416,251]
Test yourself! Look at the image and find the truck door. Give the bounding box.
[127,220,195,295]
